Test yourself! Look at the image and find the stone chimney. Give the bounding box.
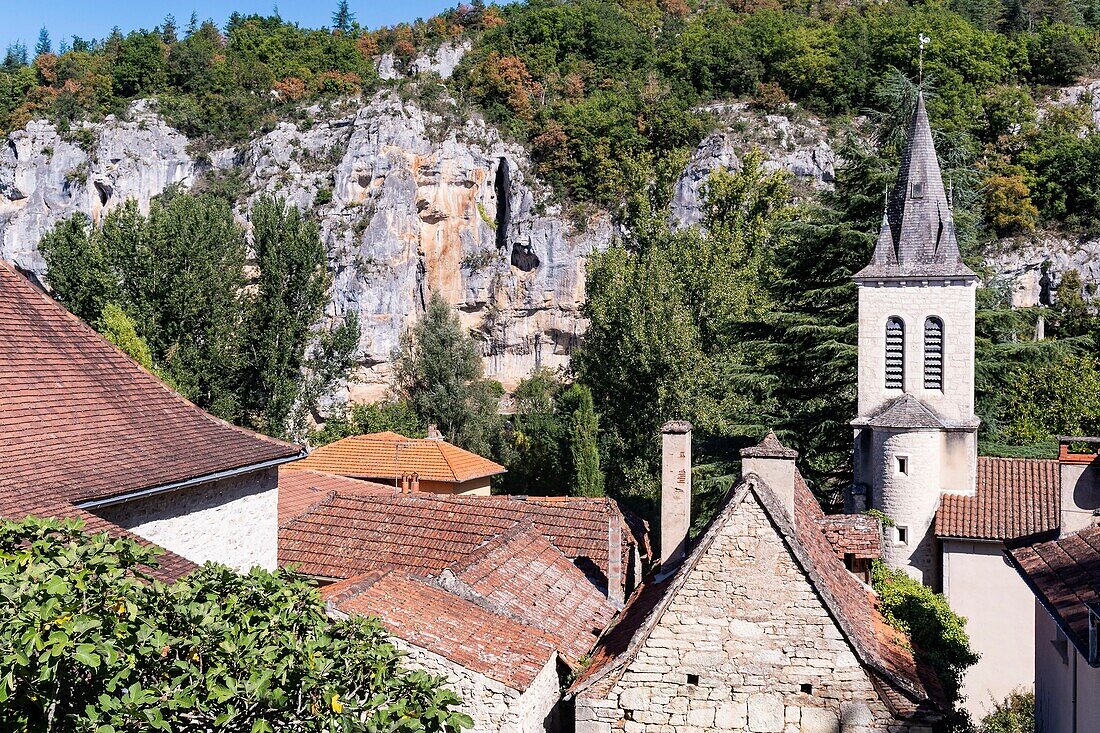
[607,515,624,609]
[1059,437,1100,536]
[427,424,443,440]
[401,473,410,494]
[410,473,420,493]
[660,420,692,574]
[740,432,799,524]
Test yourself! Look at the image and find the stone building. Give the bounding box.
[571,428,944,732]
[286,430,506,495]
[0,260,303,575]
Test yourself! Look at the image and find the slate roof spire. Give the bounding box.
[855,93,975,279]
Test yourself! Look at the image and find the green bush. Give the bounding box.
[979,689,1034,733]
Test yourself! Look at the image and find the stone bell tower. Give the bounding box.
[849,93,979,585]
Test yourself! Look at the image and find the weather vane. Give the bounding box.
[918,34,930,87]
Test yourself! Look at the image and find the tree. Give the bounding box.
[2,42,28,70]
[0,517,472,732]
[332,1,356,32]
[979,690,1034,733]
[569,384,605,497]
[39,213,117,324]
[34,28,51,57]
[392,294,502,456]
[95,302,154,370]
[1003,356,1100,444]
[311,400,425,446]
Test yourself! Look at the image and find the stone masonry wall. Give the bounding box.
[95,466,279,572]
[393,638,560,733]
[575,491,930,733]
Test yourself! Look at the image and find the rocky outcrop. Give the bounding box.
[672,103,837,229]
[983,234,1100,307]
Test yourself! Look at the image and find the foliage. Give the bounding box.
[393,294,503,457]
[95,302,154,371]
[570,384,605,497]
[979,690,1034,733]
[39,191,355,439]
[0,517,471,732]
[1002,355,1100,443]
[870,560,979,705]
[310,400,426,446]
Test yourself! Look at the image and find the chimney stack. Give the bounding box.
[740,432,799,524]
[1059,437,1100,536]
[401,473,410,494]
[410,472,420,493]
[660,420,692,574]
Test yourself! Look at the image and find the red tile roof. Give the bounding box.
[279,492,646,593]
[324,571,557,691]
[287,432,505,483]
[278,468,393,525]
[1008,525,1100,664]
[935,457,1060,541]
[0,261,301,508]
[816,514,884,560]
[443,525,617,666]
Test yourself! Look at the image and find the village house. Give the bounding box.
[285,429,506,495]
[1005,438,1100,733]
[569,425,945,733]
[278,484,649,731]
[0,261,305,574]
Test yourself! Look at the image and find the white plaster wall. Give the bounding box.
[1033,604,1100,733]
[857,279,976,422]
[95,467,279,572]
[871,429,942,584]
[394,637,559,733]
[942,540,1034,717]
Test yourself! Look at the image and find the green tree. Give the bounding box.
[1003,355,1100,443]
[569,384,605,497]
[39,213,117,324]
[34,28,51,57]
[311,400,426,446]
[393,294,502,456]
[332,1,356,32]
[95,302,154,370]
[112,31,168,98]
[501,369,571,496]
[0,517,472,732]
[979,690,1034,733]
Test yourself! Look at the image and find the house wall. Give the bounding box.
[394,638,560,733]
[941,539,1034,717]
[575,491,930,733]
[357,476,492,496]
[1034,606,1100,733]
[95,467,278,572]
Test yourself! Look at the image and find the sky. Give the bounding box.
[0,1,459,52]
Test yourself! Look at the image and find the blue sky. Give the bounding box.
[1,1,459,52]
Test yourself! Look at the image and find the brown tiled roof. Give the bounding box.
[287,432,505,483]
[572,460,944,721]
[935,457,1059,541]
[324,570,557,691]
[817,514,884,560]
[279,492,646,592]
[442,525,617,666]
[1008,525,1100,664]
[0,261,301,507]
[278,468,393,525]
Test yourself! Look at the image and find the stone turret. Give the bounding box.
[850,93,979,586]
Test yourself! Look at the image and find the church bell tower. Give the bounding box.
[850,93,979,585]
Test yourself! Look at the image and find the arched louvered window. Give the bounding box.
[924,317,944,390]
[885,317,904,390]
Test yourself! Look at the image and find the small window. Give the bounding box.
[911,181,925,198]
[687,674,700,685]
[896,526,909,545]
[885,317,905,390]
[800,683,813,695]
[896,456,909,476]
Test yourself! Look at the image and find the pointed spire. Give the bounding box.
[855,92,975,280]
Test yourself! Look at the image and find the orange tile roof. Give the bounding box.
[324,571,557,691]
[287,433,505,484]
[935,457,1060,541]
[278,468,394,525]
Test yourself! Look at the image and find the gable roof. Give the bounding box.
[816,514,884,560]
[936,457,1060,542]
[854,93,974,281]
[440,524,617,666]
[287,432,505,483]
[279,492,647,591]
[324,570,558,691]
[854,394,948,430]
[0,261,302,508]
[1008,525,1100,666]
[277,468,393,525]
[571,468,944,721]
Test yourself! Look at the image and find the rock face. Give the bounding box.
[983,235,1100,308]
[672,102,837,229]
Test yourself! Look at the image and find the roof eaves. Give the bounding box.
[1004,546,1096,666]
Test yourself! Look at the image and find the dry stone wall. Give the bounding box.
[575,491,930,733]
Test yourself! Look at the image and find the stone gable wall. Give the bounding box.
[575,492,931,733]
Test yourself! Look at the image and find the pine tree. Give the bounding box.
[3,42,28,70]
[332,1,356,32]
[35,28,51,57]
[570,385,605,497]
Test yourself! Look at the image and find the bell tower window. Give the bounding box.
[924,317,944,391]
[885,317,904,390]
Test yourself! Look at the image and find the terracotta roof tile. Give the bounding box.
[0,261,301,507]
[816,514,884,560]
[278,468,393,525]
[935,457,1059,541]
[288,433,505,483]
[324,570,557,691]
